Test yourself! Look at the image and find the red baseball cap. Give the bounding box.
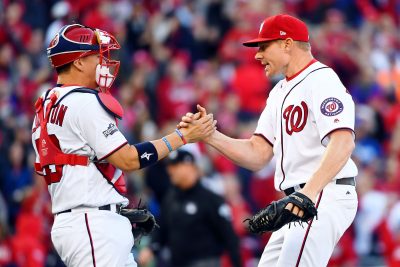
[243,14,309,47]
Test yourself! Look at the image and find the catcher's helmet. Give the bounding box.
[47,24,120,90]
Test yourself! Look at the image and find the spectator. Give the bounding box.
[0,1,399,266]
[10,212,46,267]
[4,142,32,226]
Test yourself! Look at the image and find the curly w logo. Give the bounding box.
[283,101,308,135]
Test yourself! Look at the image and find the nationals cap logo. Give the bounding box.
[320,97,343,116]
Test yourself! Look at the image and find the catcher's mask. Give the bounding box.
[47,24,120,92]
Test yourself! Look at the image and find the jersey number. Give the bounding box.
[35,135,63,185]
[283,101,308,135]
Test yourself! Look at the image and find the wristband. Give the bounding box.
[162,137,173,152]
[175,129,187,145]
[133,141,158,169]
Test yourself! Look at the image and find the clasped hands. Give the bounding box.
[177,105,317,220]
[177,104,216,143]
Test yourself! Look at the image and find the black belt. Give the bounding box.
[56,204,122,216]
[284,177,355,196]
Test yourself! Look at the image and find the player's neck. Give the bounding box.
[57,74,95,89]
[285,52,314,79]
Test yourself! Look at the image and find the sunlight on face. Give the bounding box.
[255,40,289,78]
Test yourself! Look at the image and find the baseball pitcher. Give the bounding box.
[180,14,358,267]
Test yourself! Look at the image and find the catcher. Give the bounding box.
[179,14,358,267]
[31,24,216,267]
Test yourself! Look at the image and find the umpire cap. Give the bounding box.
[166,150,195,165]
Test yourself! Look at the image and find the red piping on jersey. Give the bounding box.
[321,127,356,145]
[253,133,274,147]
[98,142,128,161]
[285,59,317,81]
[85,213,97,267]
[295,190,323,267]
[278,67,329,191]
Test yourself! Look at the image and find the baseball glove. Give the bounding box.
[245,192,317,234]
[120,208,158,240]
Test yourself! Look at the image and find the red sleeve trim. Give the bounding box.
[321,127,356,145]
[254,133,274,147]
[98,141,128,161]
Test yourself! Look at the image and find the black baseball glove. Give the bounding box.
[245,192,317,234]
[120,208,158,240]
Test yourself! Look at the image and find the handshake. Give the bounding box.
[176,104,217,144]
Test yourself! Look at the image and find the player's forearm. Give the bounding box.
[303,130,355,199]
[107,131,185,172]
[109,114,215,171]
[206,131,272,171]
[130,132,185,171]
[151,132,185,160]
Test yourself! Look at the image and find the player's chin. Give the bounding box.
[265,69,281,79]
[264,66,273,77]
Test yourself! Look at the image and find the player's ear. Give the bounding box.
[283,38,293,51]
[72,58,84,72]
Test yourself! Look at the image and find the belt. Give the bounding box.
[284,177,355,196]
[56,204,122,216]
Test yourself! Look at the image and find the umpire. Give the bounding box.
[139,149,242,267]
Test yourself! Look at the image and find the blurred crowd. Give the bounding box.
[0,0,399,266]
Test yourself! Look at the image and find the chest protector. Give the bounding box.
[34,88,127,194]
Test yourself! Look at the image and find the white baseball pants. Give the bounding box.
[258,180,358,267]
[51,208,136,267]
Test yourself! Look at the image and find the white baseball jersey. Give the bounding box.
[255,60,358,191]
[32,85,129,213]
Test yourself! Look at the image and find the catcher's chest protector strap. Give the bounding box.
[94,162,127,194]
[49,88,126,194]
[55,88,124,119]
[34,91,89,174]
[98,92,124,119]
